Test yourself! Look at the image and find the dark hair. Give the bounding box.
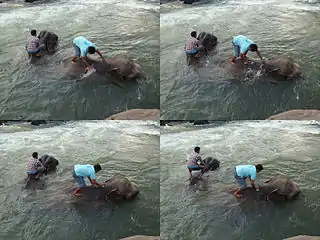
[32,152,38,158]
[31,30,37,36]
[88,46,96,54]
[191,31,197,38]
[256,164,263,172]
[94,164,102,172]
[249,44,258,51]
[194,146,200,153]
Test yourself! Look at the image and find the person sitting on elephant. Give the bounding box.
[187,146,205,178]
[184,31,203,57]
[71,36,106,71]
[26,152,46,180]
[233,164,264,199]
[231,35,263,65]
[72,163,105,196]
[25,29,41,57]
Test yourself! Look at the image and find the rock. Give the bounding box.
[119,236,160,240]
[30,120,47,126]
[193,120,209,125]
[267,109,320,120]
[105,109,160,120]
[283,236,320,240]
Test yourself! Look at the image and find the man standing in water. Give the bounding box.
[72,163,105,196]
[25,30,41,57]
[26,152,46,180]
[187,146,205,179]
[233,164,264,199]
[184,31,203,58]
[231,35,263,65]
[71,36,106,71]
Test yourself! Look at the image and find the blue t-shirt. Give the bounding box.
[235,165,257,180]
[232,35,254,54]
[73,36,98,57]
[74,164,96,179]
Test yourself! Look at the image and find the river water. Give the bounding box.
[160,0,320,120]
[0,0,159,119]
[160,121,320,240]
[0,120,160,240]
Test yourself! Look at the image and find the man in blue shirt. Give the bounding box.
[71,36,106,71]
[72,163,105,196]
[233,164,264,199]
[231,35,263,65]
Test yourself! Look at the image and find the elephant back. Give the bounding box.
[197,32,218,52]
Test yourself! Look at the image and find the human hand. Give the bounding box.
[244,61,248,65]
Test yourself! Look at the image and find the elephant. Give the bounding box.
[28,30,58,63]
[283,236,320,240]
[186,32,218,65]
[76,174,139,202]
[219,55,301,81]
[61,55,141,83]
[189,157,220,186]
[267,109,320,120]
[105,109,160,120]
[24,154,59,189]
[233,175,301,203]
[120,236,160,240]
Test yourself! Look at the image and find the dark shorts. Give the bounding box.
[73,44,81,57]
[26,169,41,175]
[72,170,86,187]
[234,168,247,189]
[232,42,240,57]
[187,165,204,171]
[27,48,40,54]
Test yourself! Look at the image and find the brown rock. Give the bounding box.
[283,236,320,240]
[105,109,160,120]
[266,109,320,120]
[119,236,160,240]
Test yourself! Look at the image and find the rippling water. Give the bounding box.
[160,121,320,240]
[160,0,320,120]
[0,121,160,240]
[0,0,159,119]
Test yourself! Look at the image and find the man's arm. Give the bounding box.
[256,49,263,60]
[88,177,105,187]
[80,56,91,68]
[96,50,105,62]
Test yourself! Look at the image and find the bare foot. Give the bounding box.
[234,193,241,200]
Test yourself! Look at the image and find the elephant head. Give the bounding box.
[37,30,59,54]
[39,154,59,174]
[260,56,301,80]
[202,157,220,172]
[197,32,218,54]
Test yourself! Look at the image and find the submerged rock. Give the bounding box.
[267,109,320,120]
[105,109,160,120]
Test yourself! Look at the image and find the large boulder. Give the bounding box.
[120,236,160,240]
[283,236,320,240]
[267,109,320,120]
[105,109,160,120]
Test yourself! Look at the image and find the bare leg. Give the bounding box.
[231,56,237,64]
[188,169,193,179]
[73,187,82,196]
[233,188,241,199]
[71,56,78,63]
